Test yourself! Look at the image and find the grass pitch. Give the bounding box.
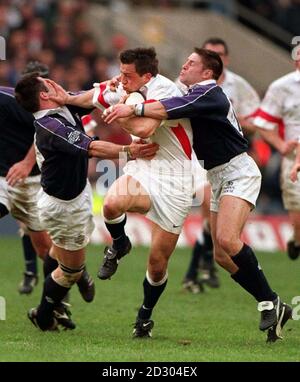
[0,236,299,362]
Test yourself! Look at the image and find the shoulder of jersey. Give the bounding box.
[269,71,296,89]
[125,92,145,105]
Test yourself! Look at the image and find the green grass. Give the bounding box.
[0,236,299,362]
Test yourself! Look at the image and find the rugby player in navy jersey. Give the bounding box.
[15,73,158,331]
[103,48,292,343]
[0,62,100,328]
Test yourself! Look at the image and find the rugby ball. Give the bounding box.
[125,91,145,105]
[125,92,147,141]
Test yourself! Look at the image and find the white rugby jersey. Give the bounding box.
[93,74,194,173]
[221,69,260,118]
[254,70,300,141]
[175,69,260,118]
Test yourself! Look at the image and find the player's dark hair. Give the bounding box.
[202,37,229,55]
[119,47,159,76]
[15,72,48,113]
[22,61,49,78]
[194,48,223,80]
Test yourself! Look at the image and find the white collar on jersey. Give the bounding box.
[190,79,216,89]
[139,75,158,98]
[294,70,300,82]
[33,106,76,126]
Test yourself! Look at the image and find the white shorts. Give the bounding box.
[123,161,193,234]
[207,153,261,213]
[192,151,208,192]
[281,152,300,210]
[0,175,43,231]
[37,182,95,251]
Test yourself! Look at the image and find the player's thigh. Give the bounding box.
[105,174,151,214]
[28,229,51,258]
[201,182,211,219]
[0,177,10,217]
[10,177,43,231]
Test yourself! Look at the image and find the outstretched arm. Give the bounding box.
[47,79,96,108]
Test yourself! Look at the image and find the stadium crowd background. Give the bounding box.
[0,0,298,214]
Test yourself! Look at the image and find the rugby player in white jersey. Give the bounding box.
[255,58,300,260]
[50,47,195,338]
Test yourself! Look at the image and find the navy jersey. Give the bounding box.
[0,86,40,177]
[34,106,92,200]
[161,81,249,170]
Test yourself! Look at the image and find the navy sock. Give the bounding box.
[185,240,203,280]
[22,234,38,275]
[37,275,70,330]
[138,276,168,320]
[203,229,214,266]
[43,253,58,278]
[231,244,277,302]
[105,214,127,250]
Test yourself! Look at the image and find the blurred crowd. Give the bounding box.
[238,0,300,35]
[0,0,126,90]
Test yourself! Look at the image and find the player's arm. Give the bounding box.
[88,139,158,160]
[48,80,122,111]
[6,144,36,186]
[48,80,99,108]
[103,101,167,123]
[238,116,257,135]
[37,117,158,160]
[290,141,300,182]
[236,79,260,135]
[103,89,212,124]
[257,128,297,156]
[118,116,161,139]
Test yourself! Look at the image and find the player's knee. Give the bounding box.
[53,263,85,288]
[0,203,9,219]
[216,235,235,254]
[103,196,124,219]
[148,258,166,282]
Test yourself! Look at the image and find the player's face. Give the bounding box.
[39,78,57,97]
[119,63,150,92]
[180,53,213,86]
[203,43,228,68]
